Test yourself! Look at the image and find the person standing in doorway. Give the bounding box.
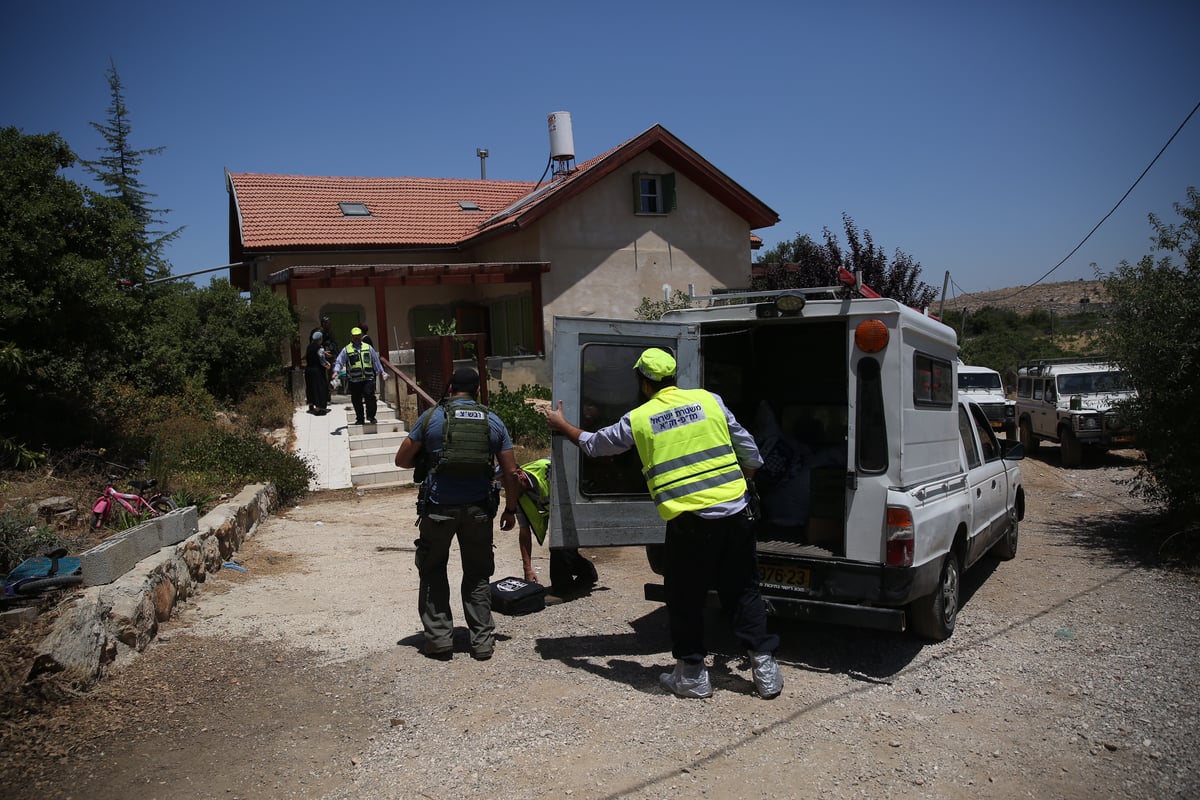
[333,327,385,426]
[394,367,520,661]
[543,348,782,700]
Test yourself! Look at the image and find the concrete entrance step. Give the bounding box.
[353,462,415,486]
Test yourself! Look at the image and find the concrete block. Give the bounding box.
[80,534,138,586]
[123,520,162,561]
[157,506,199,547]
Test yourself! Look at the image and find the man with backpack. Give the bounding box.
[394,367,520,662]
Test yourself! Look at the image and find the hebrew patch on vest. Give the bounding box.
[453,409,486,421]
[649,402,707,434]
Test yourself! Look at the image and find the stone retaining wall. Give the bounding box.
[29,484,278,688]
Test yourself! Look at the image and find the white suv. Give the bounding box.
[1015,359,1135,467]
[958,363,1016,439]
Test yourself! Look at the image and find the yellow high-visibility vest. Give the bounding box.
[517,458,551,544]
[629,387,746,521]
[344,342,375,382]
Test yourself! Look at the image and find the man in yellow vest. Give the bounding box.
[333,326,386,426]
[544,348,782,700]
[512,457,598,594]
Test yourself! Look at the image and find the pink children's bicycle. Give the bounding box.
[89,463,177,531]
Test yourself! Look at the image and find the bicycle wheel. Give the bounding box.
[151,495,177,514]
[90,499,110,531]
[12,574,83,595]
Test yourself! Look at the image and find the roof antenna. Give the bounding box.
[476,148,489,180]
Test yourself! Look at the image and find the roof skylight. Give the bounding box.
[338,202,371,217]
[458,201,482,211]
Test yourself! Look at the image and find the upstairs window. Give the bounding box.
[632,172,677,214]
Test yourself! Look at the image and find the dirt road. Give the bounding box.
[3,449,1197,799]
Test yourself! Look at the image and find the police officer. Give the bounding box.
[333,326,385,426]
[544,348,782,699]
[394,367,521,661]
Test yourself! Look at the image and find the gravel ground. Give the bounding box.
[1,448,1197,799]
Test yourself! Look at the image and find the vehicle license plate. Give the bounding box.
[758,563,810,590]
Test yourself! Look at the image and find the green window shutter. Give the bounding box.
[664,172,677,211]
[632,172,643,213]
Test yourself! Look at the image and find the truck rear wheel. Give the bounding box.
[908,551,960,641]
[1019,418,1039,453]
[1060,428,1083,468]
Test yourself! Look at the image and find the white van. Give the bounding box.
[548,287,1024,641]
[958,363,1016,439]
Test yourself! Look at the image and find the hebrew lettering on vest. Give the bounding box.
[649,403,706,435]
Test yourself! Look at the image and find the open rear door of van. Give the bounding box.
[549,316,699,548]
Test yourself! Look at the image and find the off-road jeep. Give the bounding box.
[1015,358,1135,467]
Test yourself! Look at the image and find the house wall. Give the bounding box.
[535,152,752,360]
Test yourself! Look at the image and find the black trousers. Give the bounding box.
[663,508,779,663]
[349,379,377,422]
[548,548,598,595]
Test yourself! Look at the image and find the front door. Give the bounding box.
[549,316,698,548]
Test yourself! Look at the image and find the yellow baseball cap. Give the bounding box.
[350,327,363,335]
[634,348,676,381]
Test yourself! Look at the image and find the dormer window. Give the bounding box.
[338,202,371,217]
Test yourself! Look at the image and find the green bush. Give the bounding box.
[488,382,552,449]
[175,428,314,506]
[0,509,61,575]
[237,381,294,430]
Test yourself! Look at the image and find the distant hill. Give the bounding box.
[939,280,1109,316]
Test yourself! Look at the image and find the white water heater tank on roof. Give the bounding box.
[547,111,575,162]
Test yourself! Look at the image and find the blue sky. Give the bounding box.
[4,1,1198,296]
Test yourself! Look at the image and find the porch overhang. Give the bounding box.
[273,262,551,367]
[266,261,550,288]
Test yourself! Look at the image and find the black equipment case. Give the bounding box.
[489,576,547,615]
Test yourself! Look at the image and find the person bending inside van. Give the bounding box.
[509,457,598,595]
[544,348,782,700]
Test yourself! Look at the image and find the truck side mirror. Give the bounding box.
[1002,440,1025,461]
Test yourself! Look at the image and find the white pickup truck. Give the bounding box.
[548,285,1025,641]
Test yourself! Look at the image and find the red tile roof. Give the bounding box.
[229,174,539,249]
[228,125,778,256]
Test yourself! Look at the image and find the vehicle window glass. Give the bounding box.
[959,372,1002,391]
[969,403,1001,462]
[1017,377,1031,398]
[857,357,887,472]
[577,343,654,497]
[1045,381,1057,402]
[1033,380,1043,400]
[913,353,953,407]
[958,406,981,469]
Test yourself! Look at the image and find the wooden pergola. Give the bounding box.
[266,262,551,366]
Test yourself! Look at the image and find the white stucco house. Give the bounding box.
[226,122,778,388]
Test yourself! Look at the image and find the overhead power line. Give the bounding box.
[996,98,1200,302]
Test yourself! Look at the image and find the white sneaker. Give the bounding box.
[659,659,712,698]
[749,651,783,699]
